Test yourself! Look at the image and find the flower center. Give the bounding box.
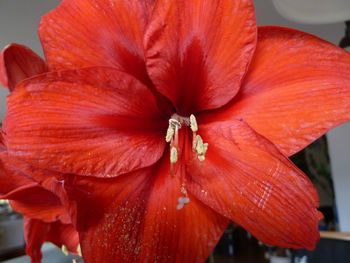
[165,113,209,210]
[166,113,208,164]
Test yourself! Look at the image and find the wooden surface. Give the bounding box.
[320,231,350,241]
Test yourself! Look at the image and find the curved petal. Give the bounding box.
[5,184,65,222]
[24,218,51,263]
[45,221,79,254]
[64,159,228,263]
[0,44,47,91]
[24,218,79,263]
[0,150,72,223]
[0,146,60,195]
[144,0,257,114]
[187,120,322,250]
[4,67,167,177]
[39,0,155,84]
[0,153,34,194]
[204,26,350,156]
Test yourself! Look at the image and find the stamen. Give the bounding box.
[77,244,82,257]
[189,114,198,132]
[166,118,181,143]
[198,155,206,162]
[61,245,69,256]
[170,147,178,164]
[165,125,175,142]
[165,114,209,168]
[169,118,181,129]
[194,135,208,162]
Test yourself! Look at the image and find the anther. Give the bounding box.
[169,118,181,129]
[198,155,205,162]
[77,244,82,257]
[61,245,69,256]
[165,125,175,142]
[195,135,208,154]
[170,147,178,164]
[194,135,208,162]
[189,114,198,132]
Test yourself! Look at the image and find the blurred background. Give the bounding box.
[0,0,350,262]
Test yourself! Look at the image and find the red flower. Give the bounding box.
[0,45,78,263]
[2,0,350,262]
[0,139,79,263]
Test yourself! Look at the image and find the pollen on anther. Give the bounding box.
[169,118,181,129]
[61,245,69,256]
[170,147,178,163]
[77,244,82,257]
[198,155,205,162]
[194,135,208,162]
[165,125,175,142]
[195,135,208,154]
[190,114,198,132]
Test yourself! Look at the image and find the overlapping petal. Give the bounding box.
[24,218,51,263]
[0,44,47,91]
[0,135,67,222]
[24,218,79,263]
[4,67,167,177]
[39,0,155,84]
[63,158,228,263]
[0,140,78,263]
[0,154,34,194]
[144,0,257,114]
[4,184,65,222]
[3,1,347,260]
[203,26,350,156]
[44,221,79,254]
[187,120,322,250]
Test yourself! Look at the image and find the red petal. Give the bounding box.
[0,153,34,195]
[45,221,79,254]
[0,151,71,223]
[205,26,350,156]
[24,218,50,263]
[187,120,322,250]
[4,67,166,177]
[0,135,64,195]
[145,0,256,114]
[5,184,66,222]
[64,159,228,263]
[39,0,155,84]
[24,218,79,263]
[0,44,47,91]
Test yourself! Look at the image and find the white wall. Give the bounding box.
[1,0,350,231]
[0,0,61,118]
[254,0,344,43]
[254,1,350,232]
